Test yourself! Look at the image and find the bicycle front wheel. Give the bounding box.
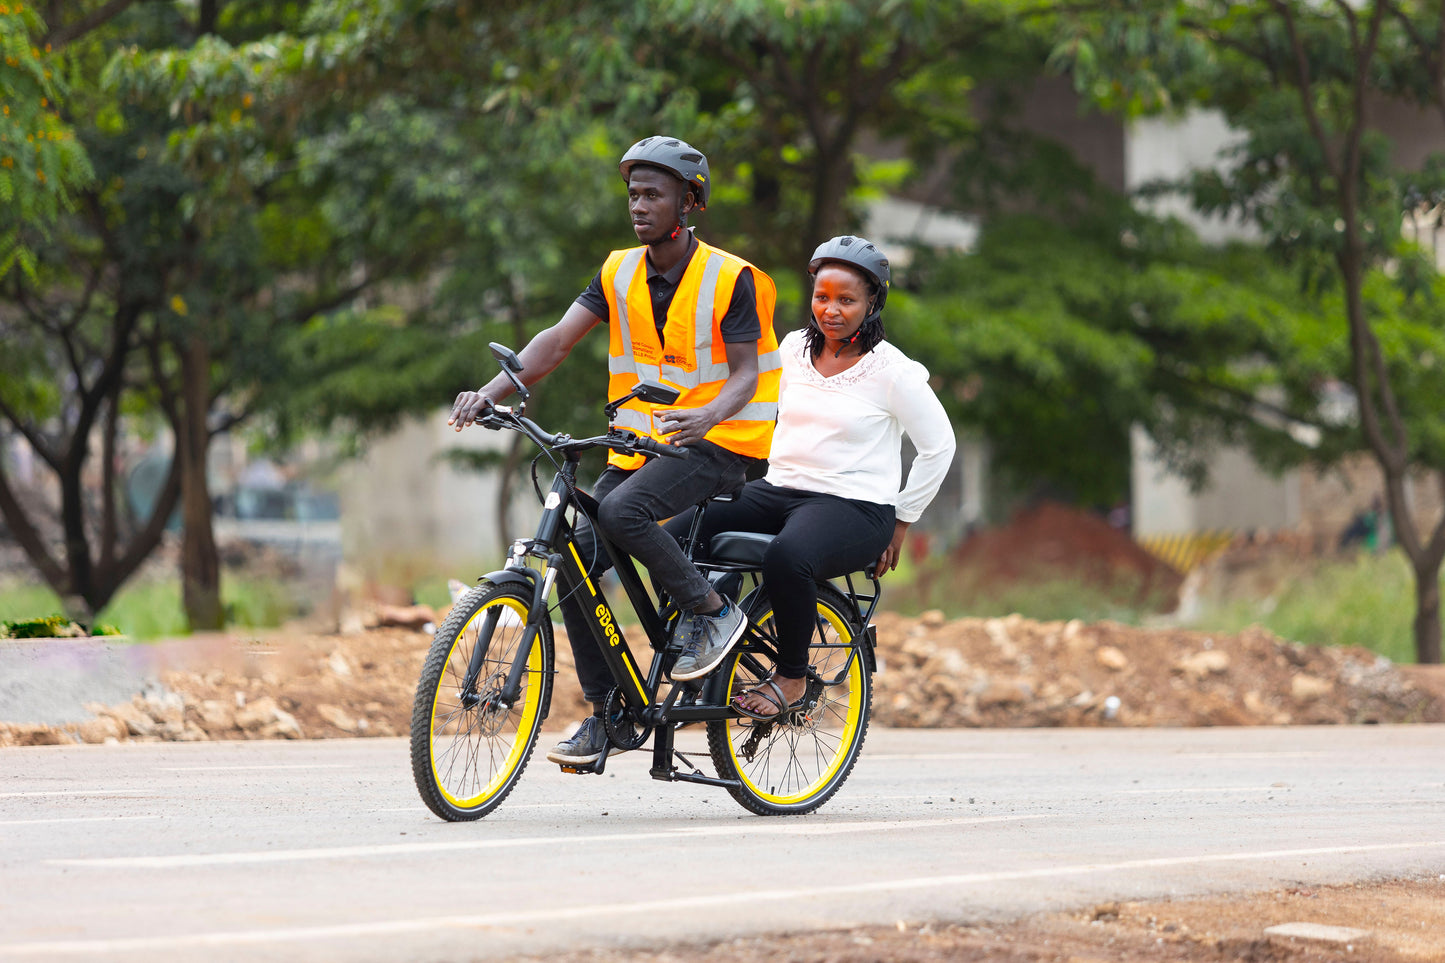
[707,582,872,816]
[410,581,553,821]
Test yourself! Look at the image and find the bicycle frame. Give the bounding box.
[414,344,886,819]
[461,388,880,785]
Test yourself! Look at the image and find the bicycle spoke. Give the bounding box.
[412,587,551,821]
[709,584,871,815]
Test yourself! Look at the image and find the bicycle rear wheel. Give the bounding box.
[706,582,871,816]
[410,582,553,821]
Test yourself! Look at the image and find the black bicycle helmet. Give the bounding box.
[618,136,711,210]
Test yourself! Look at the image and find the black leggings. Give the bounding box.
[668,480,894,678]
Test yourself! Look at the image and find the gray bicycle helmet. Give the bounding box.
[808,235,890,315]
[618,135,711,210]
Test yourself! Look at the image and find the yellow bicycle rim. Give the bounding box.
[430,596,542,809]
[727,603,864,806]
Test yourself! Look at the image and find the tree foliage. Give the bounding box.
[1056,0,1445,662]
[0,3,93,278]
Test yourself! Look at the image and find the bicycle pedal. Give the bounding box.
[558,762,599,775]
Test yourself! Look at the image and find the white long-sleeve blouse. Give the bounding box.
[764,330,956,523]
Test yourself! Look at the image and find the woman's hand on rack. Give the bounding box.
[875,520,910,575]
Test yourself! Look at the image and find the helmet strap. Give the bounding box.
[671,192,693,241]
[832,326,864,358]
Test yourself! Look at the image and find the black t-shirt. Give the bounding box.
[575,235,762,344]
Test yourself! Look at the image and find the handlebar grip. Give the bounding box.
[635,435,691,460]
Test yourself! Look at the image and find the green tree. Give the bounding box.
[1058,0,1445,663]
[891,198,1351,512]
[632,0,1047,282]
[206,0,717,551]
[0,1,93,277]
[0,0,445,625]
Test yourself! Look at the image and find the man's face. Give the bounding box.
[627,166,691,245]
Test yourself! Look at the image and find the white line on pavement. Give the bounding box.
[47,815,1059,869]
[1177,752,1327,759]
[0,816,159,827]
[9,840,1442,956]
[0,790,149,799]
[152,765,356,771]
[1114,787,1282,794]
[866,752,1031,760]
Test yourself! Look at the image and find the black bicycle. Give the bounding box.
[410,343,882,820]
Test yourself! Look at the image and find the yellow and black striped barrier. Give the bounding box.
[1136,530,1235,574]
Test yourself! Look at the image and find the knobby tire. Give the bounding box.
[706,582,872,816]
[409,582,553,821]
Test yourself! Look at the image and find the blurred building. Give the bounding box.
[338,413,540,580]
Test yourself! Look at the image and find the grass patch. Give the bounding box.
[0,574,299,640]
[881,556,1170,625]
[878,546,1431,664]
[1192,549,1425,665]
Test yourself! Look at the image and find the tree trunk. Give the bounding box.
[179,333,223,631]
[1413,560,1443,665]
[57,453,95,623]
[804,152,854,268]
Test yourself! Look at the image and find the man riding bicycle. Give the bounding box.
[449,136,780,767]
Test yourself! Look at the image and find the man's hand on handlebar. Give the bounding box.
[611,429,690,460]
[449,390,495,430]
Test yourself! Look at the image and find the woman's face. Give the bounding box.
[811,264,871,345]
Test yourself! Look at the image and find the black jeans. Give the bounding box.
[560,440,753,705]
[667,479,894,678]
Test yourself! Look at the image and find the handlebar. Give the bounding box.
[632,434,691,460]
[476,405,690,461]
[463,348,691,463]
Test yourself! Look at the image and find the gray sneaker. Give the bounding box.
[545,716,610,766]
[670,603,746,681]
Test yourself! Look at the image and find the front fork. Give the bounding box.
[460,551,560,711]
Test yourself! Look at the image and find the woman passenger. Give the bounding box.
[672,235,955,718]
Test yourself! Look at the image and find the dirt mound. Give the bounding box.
[952,502,1183,609]
[870,610,1442,728]
[3,604,1441,747]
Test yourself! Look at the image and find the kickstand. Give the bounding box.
[673,748,707,777]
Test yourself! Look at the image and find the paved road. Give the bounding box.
[2,726,1442,962]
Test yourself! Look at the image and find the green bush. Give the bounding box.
[880,557,1168,625]
[0,614,121,638]
[1194,550,1424,665]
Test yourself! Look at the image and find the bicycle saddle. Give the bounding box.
[707,531,882,582]
[706,531,773,566]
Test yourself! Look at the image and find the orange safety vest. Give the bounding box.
[600,239,780,470]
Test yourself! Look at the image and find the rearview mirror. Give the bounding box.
[633,380,680,406]
[489,342,524,374]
